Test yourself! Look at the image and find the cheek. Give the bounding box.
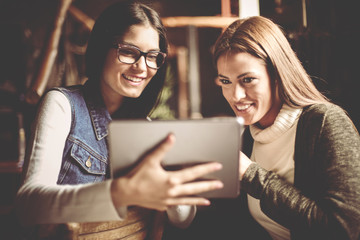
[256,91,273,117]
[262,87,274,106]
[148,70,157,80]
[221,88,231,102]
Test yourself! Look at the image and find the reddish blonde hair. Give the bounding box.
[213,16,329,107]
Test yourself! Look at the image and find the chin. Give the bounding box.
[126,93,142,98]
[237,115,256,126]
[119,89,139,98]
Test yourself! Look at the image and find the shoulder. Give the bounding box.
[302,103,345,115]
[300,103,348,126]
[48,84,84,97]
[38,90,72,120]
[44,85,87,107]
[299,103,358,138]
[41,90,70,109]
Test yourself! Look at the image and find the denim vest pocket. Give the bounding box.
[71,143,107,175]
[58,142,107,184]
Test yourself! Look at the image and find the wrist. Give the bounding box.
[111,177,130,208]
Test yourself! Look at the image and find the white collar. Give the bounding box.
[250,104,302,143]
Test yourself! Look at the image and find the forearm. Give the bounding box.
[16,180,123,225]
[241,163,317,228]
[241,150,360,239]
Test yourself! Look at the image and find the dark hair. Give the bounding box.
[85,0,168,119]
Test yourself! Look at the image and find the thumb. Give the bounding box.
[143,133,175,166]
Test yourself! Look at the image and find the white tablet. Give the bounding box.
[108,117,244,198]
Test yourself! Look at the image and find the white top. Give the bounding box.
[247,105,302,240]
[16,90,195,226]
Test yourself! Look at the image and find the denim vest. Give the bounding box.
[53,84,112,185]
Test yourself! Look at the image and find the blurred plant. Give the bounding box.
[149,64,176,120]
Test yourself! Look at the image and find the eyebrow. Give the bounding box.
[121,41,161,52]
[218,72,252,79]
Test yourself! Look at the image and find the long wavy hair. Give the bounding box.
[213,16,329,108]
[85,0,168,119]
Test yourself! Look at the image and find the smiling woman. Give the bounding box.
[216,51,281,128]
[100,24,161,113]
[14,1,224,239]
[210,16,360,240]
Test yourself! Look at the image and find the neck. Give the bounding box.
[104,94,124,115]
[100,86,124,115]
[258,102,283,129]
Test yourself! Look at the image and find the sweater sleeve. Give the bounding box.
[15,91,124,225]
[241,104,360,239]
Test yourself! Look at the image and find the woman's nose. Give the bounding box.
[133,55,147,71]
[232,84,246,101]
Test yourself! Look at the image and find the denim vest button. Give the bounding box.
[86,157,92,168]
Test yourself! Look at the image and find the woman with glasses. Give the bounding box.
[15,0,223,233]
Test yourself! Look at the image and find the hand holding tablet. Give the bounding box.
[108,117,244,198]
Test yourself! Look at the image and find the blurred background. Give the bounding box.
[0,0,359,224]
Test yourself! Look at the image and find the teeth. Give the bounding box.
[236,104,251,111]
[124,75,143,82]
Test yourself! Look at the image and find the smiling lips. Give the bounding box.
[235,103,253,112]
[123,74,145,85]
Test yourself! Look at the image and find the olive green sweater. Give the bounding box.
[242,103,360,240]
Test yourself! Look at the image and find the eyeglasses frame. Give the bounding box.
[112,43,167,70]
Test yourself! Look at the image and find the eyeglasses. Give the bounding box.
[113,44,166,69]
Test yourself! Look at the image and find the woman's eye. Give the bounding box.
[242,77,255,84]
[146,53,158,61]
[219,79,231,84]
[119,49,137,57]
